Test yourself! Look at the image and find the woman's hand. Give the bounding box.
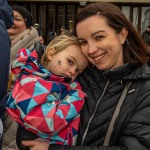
[22,138,49,150]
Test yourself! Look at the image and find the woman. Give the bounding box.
[22,2,150,150]
[8,6,39,65]
[7,5,40,92]
[2,6,39,150]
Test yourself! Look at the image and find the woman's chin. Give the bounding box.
[7,29,16,36]
[94,62,108,71]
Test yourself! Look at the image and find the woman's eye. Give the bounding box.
[68,59,73,65]
[15,18,21,21]
[95,35,104,40]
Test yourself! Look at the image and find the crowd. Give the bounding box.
[142,25,150,52]
[1,1,150,150]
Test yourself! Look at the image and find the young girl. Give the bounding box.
[6,35,88,147]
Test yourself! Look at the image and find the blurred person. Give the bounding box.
[0,0,13,149]
[39,35,45,46]
[60,26,65,33]
[49,31,57,42]
[69,29,74,36]
[38,34,46,55]
[8,6,39,65]
[34,23,42,35]
[34,23,39,31]
[60,26,68,35]
[142,25,150,52]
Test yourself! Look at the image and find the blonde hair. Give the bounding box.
[41,35,80,68]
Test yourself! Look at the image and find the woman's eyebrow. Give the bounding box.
[78,30,105,40]
[91,30,105,37]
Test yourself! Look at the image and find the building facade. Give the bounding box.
[8,0,150,44]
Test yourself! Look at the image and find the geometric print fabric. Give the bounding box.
[6,48,86,145]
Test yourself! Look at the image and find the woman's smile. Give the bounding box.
[76,15,126,70]
[92,52,106,62]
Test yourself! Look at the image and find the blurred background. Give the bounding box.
[8,0,150,45]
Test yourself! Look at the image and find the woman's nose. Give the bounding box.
[88,42,98,55]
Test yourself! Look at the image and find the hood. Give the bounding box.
[124,63,150,80]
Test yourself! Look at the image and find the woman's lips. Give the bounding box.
[93,53,106,62]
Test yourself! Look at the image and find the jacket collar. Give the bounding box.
[103,63,134,81]
[88,62,150,81]
[88,63,134,81]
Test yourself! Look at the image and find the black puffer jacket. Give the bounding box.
[50,63,150,150]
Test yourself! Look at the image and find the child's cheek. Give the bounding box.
[54,63,63,71]
[54,60,64,71]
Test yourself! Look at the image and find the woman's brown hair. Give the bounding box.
[75,2,148,66]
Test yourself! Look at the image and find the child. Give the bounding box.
[6,35,89,147]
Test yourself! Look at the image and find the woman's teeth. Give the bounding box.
[94,53,105,61]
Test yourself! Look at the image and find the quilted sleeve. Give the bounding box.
[11,48,37,75]
[6,76,86,141]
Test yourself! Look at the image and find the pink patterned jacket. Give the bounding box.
[6,48,86,145]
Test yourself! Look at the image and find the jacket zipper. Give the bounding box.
[81,79,110,145]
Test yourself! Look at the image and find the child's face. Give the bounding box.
[47,44,88,81]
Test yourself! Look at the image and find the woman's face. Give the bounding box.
[76,15,127,70]
[7,11,27,36]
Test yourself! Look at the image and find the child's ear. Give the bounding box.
[47,47,55,61]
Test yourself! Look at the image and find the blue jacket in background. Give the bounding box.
[0,0,13,147]
[0,0,13,29]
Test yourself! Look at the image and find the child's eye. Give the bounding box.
[68,59,73,65]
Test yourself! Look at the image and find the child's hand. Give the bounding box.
[22,138,49,150]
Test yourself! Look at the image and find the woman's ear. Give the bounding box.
[47,47,56,61]
[120,28,128,44]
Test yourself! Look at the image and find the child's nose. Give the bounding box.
[69,68,76,76]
